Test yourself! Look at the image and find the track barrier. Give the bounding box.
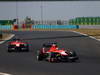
[0,25,12,30]
[0,25,79,31]
[32,25,78,29]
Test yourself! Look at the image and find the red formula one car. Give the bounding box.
[37,43,79,62]
[8,39,29,52]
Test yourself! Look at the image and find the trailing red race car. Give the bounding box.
[37,42,79,62]
[8,38,29,52]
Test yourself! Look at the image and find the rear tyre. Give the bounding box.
[70,59,76,62]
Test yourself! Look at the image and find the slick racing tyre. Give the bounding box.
[37,54,43,61]
[8,50,12,53]
[25,49,29,52]
[69,51,77,57]
[8,48,13,53]
[37,51,44,61]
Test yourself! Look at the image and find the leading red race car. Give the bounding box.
[37,42,79,62]
[8,38,29,52]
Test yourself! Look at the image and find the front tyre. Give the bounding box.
[8,49,12,53]
[37,54,44,61]
[25,49,29,52]
[69,51,77,57]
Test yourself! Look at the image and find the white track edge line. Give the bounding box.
[71,31,100,41]
[0,34,15,44]
[0,72,12,75]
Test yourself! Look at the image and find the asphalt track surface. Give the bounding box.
[0,31,100,75]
